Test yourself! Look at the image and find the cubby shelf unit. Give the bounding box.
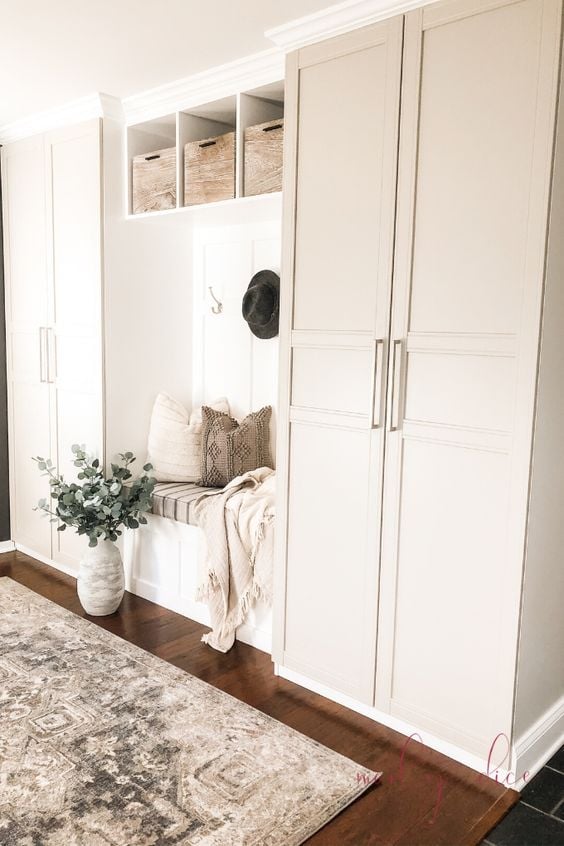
[126,81,284,218]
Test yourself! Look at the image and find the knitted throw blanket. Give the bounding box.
[193,467,275,652]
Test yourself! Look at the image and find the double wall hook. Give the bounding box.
[208,286,223,315]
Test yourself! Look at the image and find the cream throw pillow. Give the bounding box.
[147,393,230,482]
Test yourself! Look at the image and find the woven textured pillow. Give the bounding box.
[147,393,230,482]
[200,405,273,488]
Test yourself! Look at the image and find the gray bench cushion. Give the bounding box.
[151,482,220,526]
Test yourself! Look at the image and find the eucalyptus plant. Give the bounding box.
[33,446,156,548]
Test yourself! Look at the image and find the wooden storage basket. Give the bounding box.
[184,131,236,206]
[132,146,176,214]
[244,118,284,197]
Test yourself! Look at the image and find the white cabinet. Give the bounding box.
[3,136,53,559]
[275,0,564,770]
[2,120,104,570]
[275,18,403,704]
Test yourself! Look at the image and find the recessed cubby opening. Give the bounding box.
[125,81,284,217]
[128,114,177,215]
[178,95,237,208]
[239,82,285,198]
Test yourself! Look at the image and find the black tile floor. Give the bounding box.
[482,745,564,845]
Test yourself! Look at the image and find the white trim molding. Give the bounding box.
[0,540,16,554]
[513,695,564,788]
[265,0,440,51]
[0,93,123,145]
[122,49,285,126]
[14,544,79,578]
[275,663,516,784]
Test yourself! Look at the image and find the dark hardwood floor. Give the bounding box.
[0,550,518,845]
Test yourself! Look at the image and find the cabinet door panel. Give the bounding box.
[293,43,389,332]
[284,423,380,698]
[8,382,52,557]
[3,140,49,330]
[46,121,103,570]
[2,137,51,557]
[377,0,561,754]
[291,346,373,416]
[274,17,403,704]
[409,0,542,334]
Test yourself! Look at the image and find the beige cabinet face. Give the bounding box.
[275,17,403,703]
[2,137,52,558]
[46,121,104,569]
[292,22,402,337]
[377,0,561,753]
[3,124,104,566]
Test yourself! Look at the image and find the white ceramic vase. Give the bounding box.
[77,539,125,616]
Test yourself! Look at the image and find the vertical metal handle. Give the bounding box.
[389,339,405,432]
[46,328,56,383]
[369,339,385,428]
[39,327,47,383]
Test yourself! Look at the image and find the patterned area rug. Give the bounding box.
[0,578,379,845]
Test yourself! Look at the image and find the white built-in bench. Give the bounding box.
[150,482,218,525]
[122,219,280,655]
[121,482,273,654]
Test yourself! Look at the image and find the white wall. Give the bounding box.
[103,118,193,468]
[514,56,564,741]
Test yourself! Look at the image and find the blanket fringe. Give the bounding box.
[218,580,273,639]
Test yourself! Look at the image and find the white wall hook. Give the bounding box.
[208,286,223,315]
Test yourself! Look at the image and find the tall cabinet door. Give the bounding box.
[273,18,403,703]
[376,0,561,754]
[1,137,52,558]
[45,120,104,570]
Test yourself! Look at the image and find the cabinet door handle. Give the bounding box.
[39,327,48,383]
[46,328,56,383]
[369,338,385,428]
[389,339,405,432]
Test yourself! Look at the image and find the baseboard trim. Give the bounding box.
[0,540,16,553]
[276,664,515,784]
[16,542,78,579]
[514,695,564,788]
[14,544,79,579]
[128,575,272,654]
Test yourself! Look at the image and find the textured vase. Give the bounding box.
[77,540,125,616]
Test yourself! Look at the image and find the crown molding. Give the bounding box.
[0,92,123,145]
[265,0,437,51]
[122,49,285,126]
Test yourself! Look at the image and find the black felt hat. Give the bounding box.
[242,270,280,339]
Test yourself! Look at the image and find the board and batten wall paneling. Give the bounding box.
[376,0,562,756]
[192,222,280,457]
[0,166,10,542]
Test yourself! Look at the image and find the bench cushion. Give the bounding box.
[150,482,220,526]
